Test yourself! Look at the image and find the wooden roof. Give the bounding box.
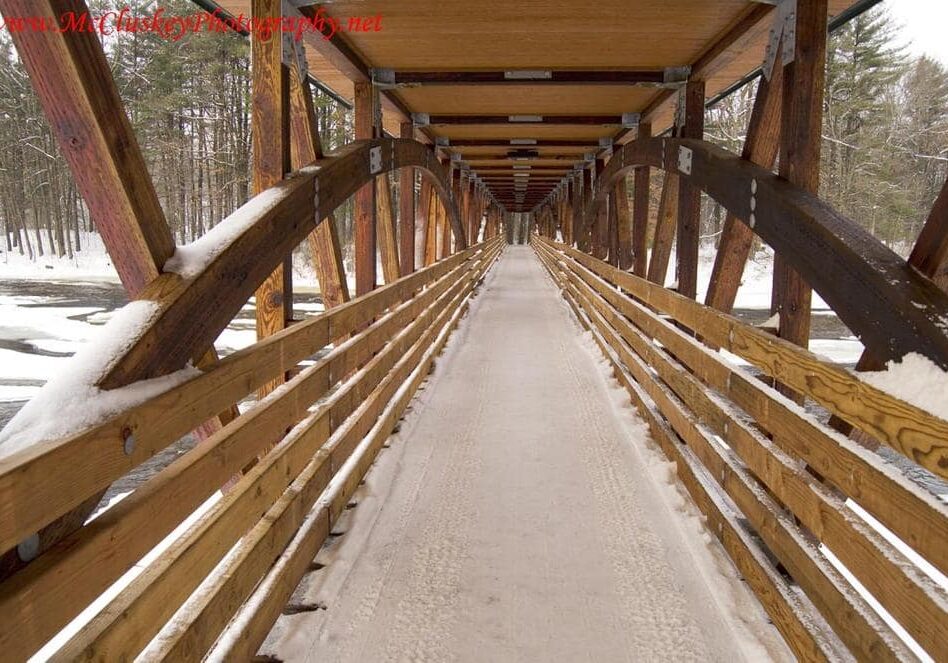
[214,0,860,207]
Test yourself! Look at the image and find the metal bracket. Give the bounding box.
[412,112,430,127]
[371,68,395,85]
[509,115,543,123]
[621,112,640,129]
[598,137,613,149]
[435,137,450,147]
[678,146,693,175]
[369,146,382,174]
[663,66,691,84]
[504,70,552,80]
[313,178,320,216]
[510,138,537,145]
[763,0,797,80]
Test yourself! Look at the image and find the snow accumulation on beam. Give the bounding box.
[0,301,199,458]
[164,187,289,279]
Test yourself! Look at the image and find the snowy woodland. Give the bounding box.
[0,3,945,272]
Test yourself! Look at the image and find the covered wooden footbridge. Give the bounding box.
[0,0,947,660]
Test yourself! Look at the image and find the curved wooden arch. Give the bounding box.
[0,136,460,579]
[579,137,948,370]
[100,137,462,390]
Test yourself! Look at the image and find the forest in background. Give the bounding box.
[705,6,948,251]
[0,2,946,269]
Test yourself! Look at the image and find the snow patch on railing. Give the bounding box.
[0,300,199,457]
[862,352,948,422]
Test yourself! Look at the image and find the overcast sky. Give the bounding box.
[883,0,948,65]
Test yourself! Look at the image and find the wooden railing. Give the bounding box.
[0,236,502,661]
[534,235,947,663]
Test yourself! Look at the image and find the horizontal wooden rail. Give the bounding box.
[534,237,948,662]
[532,240,849,662]
[0,238,502,662]
[0,244,478,561]
[56,240,501,662]
[581,137,948,372]
[162,244,500,661]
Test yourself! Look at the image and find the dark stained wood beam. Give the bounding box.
[0,0,174,296]
[676,79,705,300]
[473,165,572,171]
[588,137,948,369]
[447,139,600,147]
[427,114,625,125]
[399,122,416,275]
[705,61,783,313]
[354,81,378,296]
[386,69,669,86]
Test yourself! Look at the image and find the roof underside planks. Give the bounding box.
[211,0,860,210]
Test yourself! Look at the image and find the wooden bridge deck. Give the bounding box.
[263,247,789,662]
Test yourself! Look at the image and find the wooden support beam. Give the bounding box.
[771,0,827,350]
[646,172,679,285]
[705,62,783,313]
[387,69,668,86]
[415,177,432,268]
[0,0,174,296]
[594,158,608,261]
[614,176,633,270]
[376,172,400,283]
[252,0,292,376]
[676,79,705,300]
[287,49,350,310]
[581,166,594,252]
[447,139,600,148]
[586,136,948,370]
[427,114,624,125]
[399,122,416,275]
[631,122,652,277]
[425,188,439,266]
[354,81,378,296]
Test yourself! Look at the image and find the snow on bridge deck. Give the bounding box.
[263,246,791,662]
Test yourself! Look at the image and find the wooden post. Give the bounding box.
[677,79,705,300]
[376,172,400,283]
[615,176,633,270]
[594,157,609,259]
[399,122,416,275]
[705,58,783,312]
[416,177,432,267]
[607,189,620,267]
[286,48,349,310]
[646,172,679,285]
[632,122,652,277]
[772,0,827,349]
[251,0,292,395]
[425,188,439,265]
[354,81,377,296]
[582,165,594,252]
